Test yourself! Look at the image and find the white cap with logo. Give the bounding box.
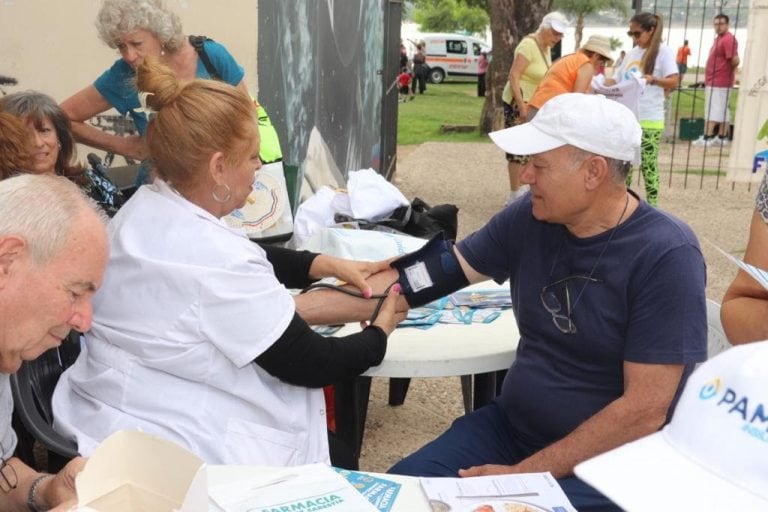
[575,340,768,511]
[489,93,641,165]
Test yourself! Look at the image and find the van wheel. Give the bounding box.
[429,68,445,84]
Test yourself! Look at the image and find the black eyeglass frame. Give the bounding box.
[540,275,603,335]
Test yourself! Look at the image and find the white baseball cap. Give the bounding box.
[575,340,768,511]
[489,93,641,164]
[541,11,569,34]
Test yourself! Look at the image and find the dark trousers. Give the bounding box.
[388,402,621,512]
[411,68,427,94]
[477,73,486,97]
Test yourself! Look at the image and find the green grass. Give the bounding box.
[396,79,739,145]
[397,80,489,145]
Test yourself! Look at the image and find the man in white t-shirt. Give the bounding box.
[0,174,108,511]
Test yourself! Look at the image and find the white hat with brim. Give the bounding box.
[581,35,614,65]
[489,93,641,164]
[575,431,768,511]
[575,341,768,511]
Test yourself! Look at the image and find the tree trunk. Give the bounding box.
[479,0,552,134]
[574,14,585,49]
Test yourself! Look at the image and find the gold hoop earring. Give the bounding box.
[212,183,232,203]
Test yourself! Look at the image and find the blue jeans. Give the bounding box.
[388,402,620,512]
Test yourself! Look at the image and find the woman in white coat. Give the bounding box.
[52,57,404,466]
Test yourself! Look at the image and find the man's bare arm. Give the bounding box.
[459,361,685,478]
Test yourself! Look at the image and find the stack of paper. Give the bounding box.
[420,472,576,512]
[209,463,378,512]
[449,290,512,309]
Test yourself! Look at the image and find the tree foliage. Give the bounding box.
[411,0,489,34]
[553,0,630,48]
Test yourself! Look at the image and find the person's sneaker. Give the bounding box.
[717,137,730,147]
[692,136,717,147]
[692,136,708,147]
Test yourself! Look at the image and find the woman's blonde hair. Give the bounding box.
[631,12,665,76]
[136,57,257,190]
[96,0,184,51]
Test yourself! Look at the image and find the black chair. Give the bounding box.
[11,331,81,472]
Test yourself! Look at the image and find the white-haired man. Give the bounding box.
[0,174,108,511]
[384,94,707,510]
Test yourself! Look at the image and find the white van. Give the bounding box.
[417,33,490,84]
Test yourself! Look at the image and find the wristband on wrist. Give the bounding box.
[27,474,53,512]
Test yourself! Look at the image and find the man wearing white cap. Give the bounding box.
[576,340,768,510]
[388,94,707,510]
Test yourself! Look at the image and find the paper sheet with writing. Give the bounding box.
[208,463,377,512]
[420,472,576,512]
[708,239,768,290]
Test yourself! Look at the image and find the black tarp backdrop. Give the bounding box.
[257,0,401,205]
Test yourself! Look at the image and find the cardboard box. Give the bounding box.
[76,431,207,512]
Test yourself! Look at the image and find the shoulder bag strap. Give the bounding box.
[525,35,551,70]
[189,35,222,80]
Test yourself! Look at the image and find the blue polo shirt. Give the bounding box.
[457,193,707,450]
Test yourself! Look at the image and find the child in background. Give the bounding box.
[398,67,412,102]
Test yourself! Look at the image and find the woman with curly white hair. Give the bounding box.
[61,0,248,175]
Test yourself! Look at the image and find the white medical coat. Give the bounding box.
[52,180,330,465]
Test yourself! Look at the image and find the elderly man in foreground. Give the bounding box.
[0,174,108,511]
[386,94,707,511]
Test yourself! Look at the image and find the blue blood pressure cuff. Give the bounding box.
[392,233,469,308]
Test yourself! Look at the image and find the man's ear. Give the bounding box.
[207,151,227,184]
[584,156,609,191]
[0,235,27,287]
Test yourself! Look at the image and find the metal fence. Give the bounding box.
[636,0,753,192]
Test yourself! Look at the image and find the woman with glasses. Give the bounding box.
[526,35,615,120]
[501,11,568,205]
[606,12,678,207]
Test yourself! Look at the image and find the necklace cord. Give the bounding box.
[570,191,631,309]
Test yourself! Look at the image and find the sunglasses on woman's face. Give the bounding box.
[627,30,644,38]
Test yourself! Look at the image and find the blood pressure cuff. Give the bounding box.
[392,233,469,308]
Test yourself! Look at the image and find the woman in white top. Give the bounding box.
[608,12,678,206]
[52,57,403,466]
